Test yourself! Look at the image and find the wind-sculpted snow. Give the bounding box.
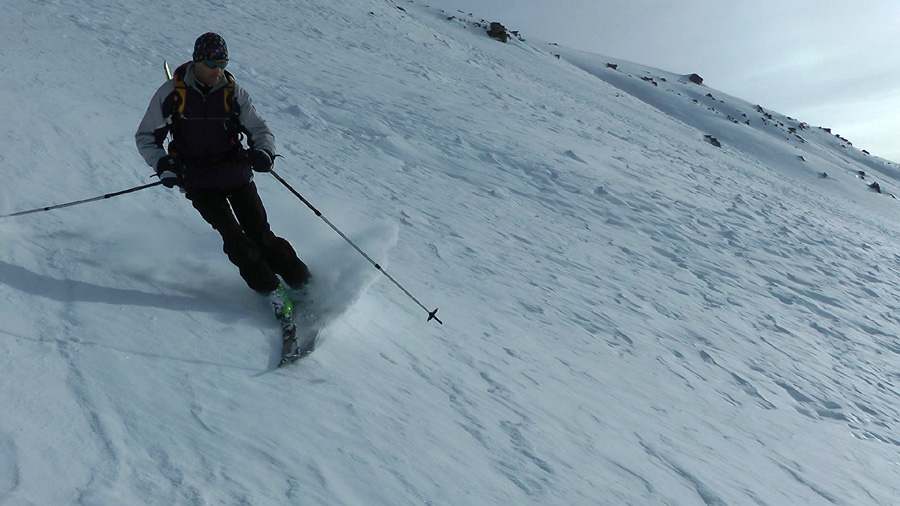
[1,0,900,504]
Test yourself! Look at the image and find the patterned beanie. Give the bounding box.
[193,32,228,61]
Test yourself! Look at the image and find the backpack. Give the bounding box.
[165,62,244,159]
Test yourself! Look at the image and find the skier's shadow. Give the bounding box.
[0,260,236,315]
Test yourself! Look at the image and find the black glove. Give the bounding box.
[155,156,183,188]
[248,149,274,173]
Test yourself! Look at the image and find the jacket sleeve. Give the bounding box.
[135,81,176,169]
[234,83,276,155]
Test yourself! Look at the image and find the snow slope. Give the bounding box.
[2,0,900,504]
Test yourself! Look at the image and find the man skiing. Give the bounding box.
[135,32,310,321]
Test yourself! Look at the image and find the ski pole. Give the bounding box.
[0,181,164,218]
[269,168,442,324]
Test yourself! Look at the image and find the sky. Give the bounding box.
[428,0,900,161]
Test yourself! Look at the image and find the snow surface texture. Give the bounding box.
[2,0,900,504]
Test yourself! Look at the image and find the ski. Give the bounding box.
[279,323,319,366]
[277,289,321,367]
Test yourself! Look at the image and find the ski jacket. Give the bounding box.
[135,62,276,191]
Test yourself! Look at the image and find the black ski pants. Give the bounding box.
[186,182,309,293]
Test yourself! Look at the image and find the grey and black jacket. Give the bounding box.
[135,62,276,191]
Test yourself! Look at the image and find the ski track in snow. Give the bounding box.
[2,0,900,504]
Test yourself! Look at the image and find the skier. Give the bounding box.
[135,32,310,320]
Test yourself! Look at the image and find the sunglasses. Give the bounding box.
[201,60,228,69]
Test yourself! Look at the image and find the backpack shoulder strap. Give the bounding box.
[171,62,191,119]
[222,70,239,116]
